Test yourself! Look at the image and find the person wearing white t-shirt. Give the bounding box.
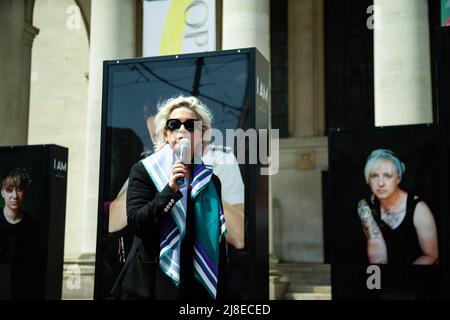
[109,119,245,250]
[203,144,245,249]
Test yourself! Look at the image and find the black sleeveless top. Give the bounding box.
[366,194,423,264]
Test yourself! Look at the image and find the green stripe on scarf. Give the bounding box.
[194,181,222,271]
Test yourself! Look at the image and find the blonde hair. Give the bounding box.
[364,149,405,184]
[153,95,212,152]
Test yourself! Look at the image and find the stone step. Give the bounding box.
[283,274,331,285]
[277,263,331,273]
[285,292,332,300]
[275,263,332,300]
[289,285,331,294]
[277,263,331,286]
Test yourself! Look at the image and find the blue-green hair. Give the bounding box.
[364,149,405,184]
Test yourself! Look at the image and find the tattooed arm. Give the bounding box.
[357,199,388,264]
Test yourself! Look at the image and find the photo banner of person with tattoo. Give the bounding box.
[328,124,449,300]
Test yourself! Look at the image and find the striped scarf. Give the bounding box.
[141,143,227,299]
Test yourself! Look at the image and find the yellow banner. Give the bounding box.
[160,0,192,55]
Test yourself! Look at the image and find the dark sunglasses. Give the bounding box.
[165,119,199,132]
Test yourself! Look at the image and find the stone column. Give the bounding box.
[0,0,38,146]
[374,0,433,126]
[284,0,326,261]
[222,0,272,253]
[82,0,136,256]
[222,0,278,297]
[222,0,270,61]
[288,0,325,138]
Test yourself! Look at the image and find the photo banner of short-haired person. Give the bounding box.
[0,145,68,300]
[328,125,449,300]
[95,48,270,300]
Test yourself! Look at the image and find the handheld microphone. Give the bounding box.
[176,138,191,186]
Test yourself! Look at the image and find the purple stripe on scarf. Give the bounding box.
[191,170,212,190]
[160,228,178,249]
[194,240,218,277]
[193,163,205,177]
[194,255,217,286]
[160,216,176,243]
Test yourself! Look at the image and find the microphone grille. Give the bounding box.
[178,138,191,163]
[179,138,190,147]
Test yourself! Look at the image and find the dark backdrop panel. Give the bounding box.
[329,125,449,299]
[436,26,450,299]
[0,145,67,300]
[270,0,288,138]
[96,49,269,300]
[324,0,374,132]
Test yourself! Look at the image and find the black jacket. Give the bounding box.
[111,161,227,300]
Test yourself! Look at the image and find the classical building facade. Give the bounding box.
[0,0,438,299]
